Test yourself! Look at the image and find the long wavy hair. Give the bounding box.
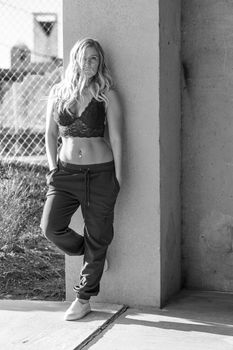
[53,38,113,114]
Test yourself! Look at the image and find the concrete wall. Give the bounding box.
[63,0,181,307]
[160,0,181,305]
[182,0,233,291]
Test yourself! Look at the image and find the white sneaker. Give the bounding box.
[64,299,91,321]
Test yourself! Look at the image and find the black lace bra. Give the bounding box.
[54,98,106,138]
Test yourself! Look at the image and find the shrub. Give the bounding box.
[0,161,47,248]
[0,161,65,300]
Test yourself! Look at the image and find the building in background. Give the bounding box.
[33,13,58,63]
[0,0,63,69]
[0,0,63,163]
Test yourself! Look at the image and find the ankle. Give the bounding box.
[78,298,89,304]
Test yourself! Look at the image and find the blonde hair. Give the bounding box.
[53,38,113,114]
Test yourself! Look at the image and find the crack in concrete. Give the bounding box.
[73,305,129,350]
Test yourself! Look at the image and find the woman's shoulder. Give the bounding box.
[48,84,61,106]
[105,86,117,99]
[105,88,120,106]
[48,84,59,97]
[104,88,121,116]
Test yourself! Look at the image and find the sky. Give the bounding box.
[0,0,63,68]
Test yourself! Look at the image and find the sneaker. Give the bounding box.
[64,299,91,321]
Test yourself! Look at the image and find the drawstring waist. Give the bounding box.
[57,159,115,222]
[58,159,115,173]
[84,168,90,207]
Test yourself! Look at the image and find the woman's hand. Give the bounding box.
[48,166,58,174]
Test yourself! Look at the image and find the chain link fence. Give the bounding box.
[0,0,63,166]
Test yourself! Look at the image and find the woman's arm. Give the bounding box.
[45,88,59,171]
[106,90,122,186]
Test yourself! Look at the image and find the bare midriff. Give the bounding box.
[59,136,113,165]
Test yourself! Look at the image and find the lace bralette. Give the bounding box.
[54,98,106,138]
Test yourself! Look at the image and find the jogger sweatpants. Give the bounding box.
[40,159,120,300]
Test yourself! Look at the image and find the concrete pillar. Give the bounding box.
[182,0,233,291]
[63,0,181,307]
[160,0,181,305]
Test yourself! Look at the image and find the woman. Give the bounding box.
[40,38,122,321]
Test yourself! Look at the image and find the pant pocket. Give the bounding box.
[46,167,59,185]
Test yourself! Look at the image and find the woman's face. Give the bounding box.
[80,46,100,79]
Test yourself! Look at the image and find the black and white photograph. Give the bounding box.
[0,1,232,349]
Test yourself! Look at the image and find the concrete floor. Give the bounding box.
[84,290,233,350]
[0,290,232,350]
[0,300,124,350]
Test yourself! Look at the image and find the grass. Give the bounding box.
[0,161,65,300]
